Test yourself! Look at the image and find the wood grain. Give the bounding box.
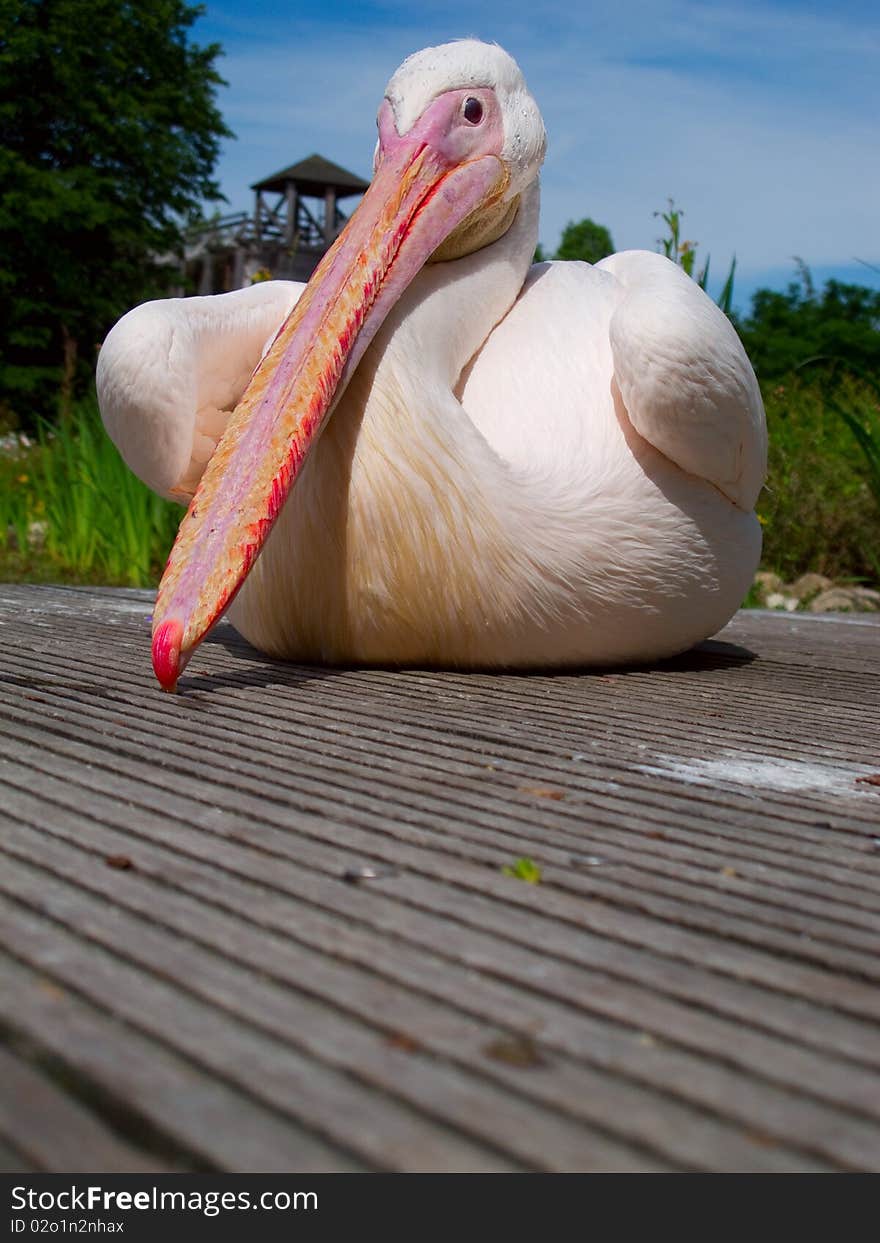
[0,583,878,1171]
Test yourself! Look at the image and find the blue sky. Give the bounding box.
[194,1,880,313]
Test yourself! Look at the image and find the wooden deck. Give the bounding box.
[0,582,879,1173]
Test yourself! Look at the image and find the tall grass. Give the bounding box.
[759,374,880,584]
[836,392,880,515]
[0,438,34,556]
[802,363,880,514]
[796,365,880,581]
[0,401,181,586]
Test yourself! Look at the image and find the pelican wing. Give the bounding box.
[97,281,302,500]
[597,251,766,510]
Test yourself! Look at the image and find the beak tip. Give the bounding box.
[152,617,184,692]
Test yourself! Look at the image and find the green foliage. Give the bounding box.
[656,199,702,277]
[0,0,231,428]
[733,270,880,382]
[0,438,35,556]
[832,383,880,515]
[758,375,880,584]
[717,257,738,318]
[654,198,737,314]
[554,218,614,265]
[502,857,542,884]
[533,218,614,268]
[0,401,181,584]
[734,269,880,580]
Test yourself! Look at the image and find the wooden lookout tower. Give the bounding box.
[183,154,370,294]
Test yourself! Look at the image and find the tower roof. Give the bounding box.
[251,153,369,198]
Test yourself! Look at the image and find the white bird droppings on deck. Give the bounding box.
[637,753,872,797]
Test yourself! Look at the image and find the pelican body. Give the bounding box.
[97,41,766,689]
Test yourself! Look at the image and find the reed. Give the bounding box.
[1,401,180,586]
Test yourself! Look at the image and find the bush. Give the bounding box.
[758,375,880,584]
[735,277,880,383]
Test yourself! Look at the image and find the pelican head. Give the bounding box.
[152,40,546,689]
[382,40,546,253]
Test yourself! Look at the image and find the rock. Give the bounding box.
[810,589,865,614]
[755,575,880,614]
[753,571,783,602]
[789,573,833,601]
[765,592,799,612]
[808,586,880,613]
[26,520,47,551]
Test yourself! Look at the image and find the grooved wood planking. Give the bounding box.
[0,583,878,1172]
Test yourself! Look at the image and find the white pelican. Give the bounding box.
[97,39,766,690]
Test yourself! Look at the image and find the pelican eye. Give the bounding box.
[463,97,483,124]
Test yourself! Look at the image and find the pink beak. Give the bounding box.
[151,93,508,690]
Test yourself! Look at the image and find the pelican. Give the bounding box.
[97,39,766,690]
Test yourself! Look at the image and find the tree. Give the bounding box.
[733,268,880,381]
[0,0,231,426]
[554,218,614,265]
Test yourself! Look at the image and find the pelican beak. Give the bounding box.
[151,95,508,690]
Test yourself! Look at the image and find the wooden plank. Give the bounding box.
[4,626,879,864]
[3,647,879,914]
[1,766,877,1079]
[0,886,643,1173]
[1,682,876,970]
[1,591,875,855]
[6,596,879,840]
[0,819,842,1171]
[0,1137,36,1173]
[1,584,879,1172]
[0,863,666,1173]
[2,724,880,1055]
[0,953,364,1173]
[1,711,878,1015]
[0,1044,170,1172]
[0,774,878,1170]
